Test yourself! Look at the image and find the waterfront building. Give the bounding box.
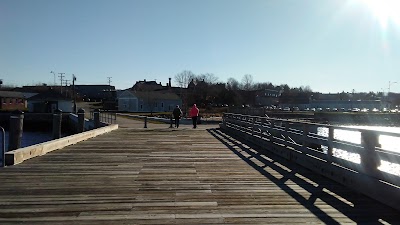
[0,91,31,111]
[118,89,181,113]
[27,91,73,113]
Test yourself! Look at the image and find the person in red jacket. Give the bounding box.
[190,104,199,128]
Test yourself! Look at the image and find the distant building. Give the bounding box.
[0,91,30,111]
[74,85,116,102]
[118,89,181,112]
[132,79,166,91]
[255,89,281,106]
[27,91,73,113]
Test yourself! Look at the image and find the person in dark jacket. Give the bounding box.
[172,105,183,128]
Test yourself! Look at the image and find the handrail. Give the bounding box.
[222,113,400,179]
[0,126,5,167]
[221,112,400,211]
[90,111,117,124]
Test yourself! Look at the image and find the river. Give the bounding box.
[318,126,400,176]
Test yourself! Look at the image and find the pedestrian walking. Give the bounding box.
[172,105,183,128]
[190,103,199,128]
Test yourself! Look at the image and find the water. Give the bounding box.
[318,126,400,176]
[0,131,52,166]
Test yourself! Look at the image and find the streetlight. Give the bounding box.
[72,74,77,113]
[389,81,398,94]
[50,71,56,86]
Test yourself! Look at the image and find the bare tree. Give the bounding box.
[174,70,195,88]
[226,77,240,91]
[300,85,313,93]
[174,70,195,115]
[241,74,254,91]
[197,73,219,84]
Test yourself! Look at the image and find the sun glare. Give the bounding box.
[361,0,400,28]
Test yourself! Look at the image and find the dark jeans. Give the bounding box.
[174,117,180,128]
[192,116,198,128]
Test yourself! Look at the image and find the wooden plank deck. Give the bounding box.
[0,127,399,224]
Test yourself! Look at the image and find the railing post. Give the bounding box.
[302,124,309,150]
[327,127,334,162]
[252,117,256,136]
[269,120,275,142]
[94,109,101,128]
[170,117,173,128]
[1,126,5,167]
[360,131,381,176]
[144,116,147,128]
[284,121,289,142]
[52,109,63,140]
[77,108,85,133]
[8,110,24,151]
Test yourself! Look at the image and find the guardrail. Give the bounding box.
[90,110,116,124]
[117,113,185,128]
[220,113,400,211]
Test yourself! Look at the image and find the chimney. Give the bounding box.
[169,78,171,87]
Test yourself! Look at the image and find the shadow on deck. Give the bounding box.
[208,128,400,224]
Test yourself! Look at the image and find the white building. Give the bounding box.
[118,90,182,112]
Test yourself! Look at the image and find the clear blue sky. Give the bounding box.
[1,0,400,93]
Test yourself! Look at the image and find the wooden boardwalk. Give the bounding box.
[1,126,400,224]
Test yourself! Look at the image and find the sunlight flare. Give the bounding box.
[360,0,400,28]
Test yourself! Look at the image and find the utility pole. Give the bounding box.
[64,80,70,97]
[388,81,397,94]
[58,72,65,94]
[107,77,112,86]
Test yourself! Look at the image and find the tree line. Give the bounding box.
[174,70,399,108]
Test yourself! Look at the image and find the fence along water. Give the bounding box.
[221,113,400,211]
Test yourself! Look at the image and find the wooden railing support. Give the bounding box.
[360,131,381,176]
[77,108,85,133]
[302,124,309,150]
[8,110,24,151]
[52,109,62,139]
[94,109,101,128]
[327,127,334,162]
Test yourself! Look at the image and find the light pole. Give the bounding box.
[388,81,398,94]
[50,71,56,86]
[72,74,77,113]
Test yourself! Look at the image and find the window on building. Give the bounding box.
[140,105,143,109]
[161,103,164,107]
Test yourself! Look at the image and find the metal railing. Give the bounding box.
[90,111,117,124]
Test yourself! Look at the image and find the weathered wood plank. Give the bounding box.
[0,127,399,224]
